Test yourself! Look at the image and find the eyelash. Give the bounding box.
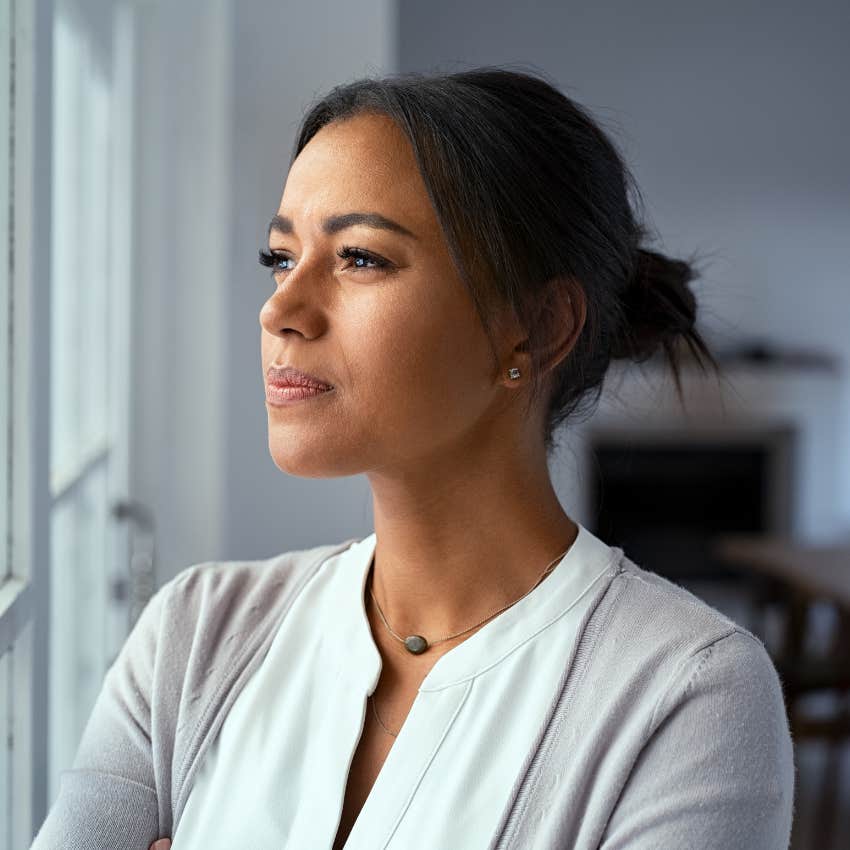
[257,245,392,279]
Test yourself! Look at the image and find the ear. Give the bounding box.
[498,281,587,387]
[536,280,587,374]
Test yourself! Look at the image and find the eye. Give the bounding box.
[258,248,294,276]
[336,245,392,272]
[257,246,395,281]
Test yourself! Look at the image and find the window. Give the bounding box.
[0,0,137,844]
[0,0,40,844]
[47,0,136,798]
[0,0,46,848]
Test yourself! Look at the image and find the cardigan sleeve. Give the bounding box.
[29,576,178,850]
[598,630,795,850]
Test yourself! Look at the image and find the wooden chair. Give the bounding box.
[714,537,850,849]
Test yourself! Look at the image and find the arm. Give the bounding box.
[598,630,795,850]
[30,578,176,850]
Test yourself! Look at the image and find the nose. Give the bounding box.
[258,257,328,340]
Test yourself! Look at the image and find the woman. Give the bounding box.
[33,67,794,850]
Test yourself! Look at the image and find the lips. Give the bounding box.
[266,364,334,390]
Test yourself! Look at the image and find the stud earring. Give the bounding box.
[508,367,521,380]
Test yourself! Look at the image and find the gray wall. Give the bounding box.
[397,0,850,528]
[221,0,396,561]
[134,0,395,581]
[133,0,231,580]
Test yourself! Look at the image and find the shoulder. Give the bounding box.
[600,553,763,669]
[141,537,362,777]
[139,536,361,702]
[591,558,795,847]
[162,535,360,624]
[582,552,792,749]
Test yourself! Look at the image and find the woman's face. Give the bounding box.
[259,111,525,478]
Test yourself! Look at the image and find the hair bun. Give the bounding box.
[611,247,700,363]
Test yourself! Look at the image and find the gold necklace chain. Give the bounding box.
[367,541,574,737]
[368,544,572,653]
[369,692,398,737]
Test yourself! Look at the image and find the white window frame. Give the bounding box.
[0,0,54,845]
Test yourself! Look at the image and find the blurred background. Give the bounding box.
[1,0,848,847]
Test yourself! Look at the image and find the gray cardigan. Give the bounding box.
[30,537,795,849]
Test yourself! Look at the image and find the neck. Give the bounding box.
[365,442,579,646]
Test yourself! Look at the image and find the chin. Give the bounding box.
[268,434,369,479]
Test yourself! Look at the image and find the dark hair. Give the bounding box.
[290,65,720,455]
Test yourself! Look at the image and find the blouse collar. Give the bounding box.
[327,523,621,692]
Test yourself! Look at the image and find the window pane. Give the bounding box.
[48,462,110,792]
[46,0,132,802]
[0,0,12,585]
[50,3,112,494]
[49,9,82,487]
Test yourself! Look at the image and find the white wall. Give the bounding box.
[397,0,850,533]
[132,0,231,581]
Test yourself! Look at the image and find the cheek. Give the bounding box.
[260,331,272,361]
[349,293,492,431]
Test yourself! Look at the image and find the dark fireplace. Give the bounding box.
[587,425,797,586]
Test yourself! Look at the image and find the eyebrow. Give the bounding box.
[267,211,418,241]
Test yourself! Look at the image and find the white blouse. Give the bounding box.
[170,523,620,849]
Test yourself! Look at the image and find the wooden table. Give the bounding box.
[714,532,850,675]
[714,534,850,613]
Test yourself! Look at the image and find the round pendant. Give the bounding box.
[404,635,429,654]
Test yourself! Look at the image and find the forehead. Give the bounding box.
[279,112,437,237]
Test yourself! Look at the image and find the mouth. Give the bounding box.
[266,364,334,390]
[265,383,334,406]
